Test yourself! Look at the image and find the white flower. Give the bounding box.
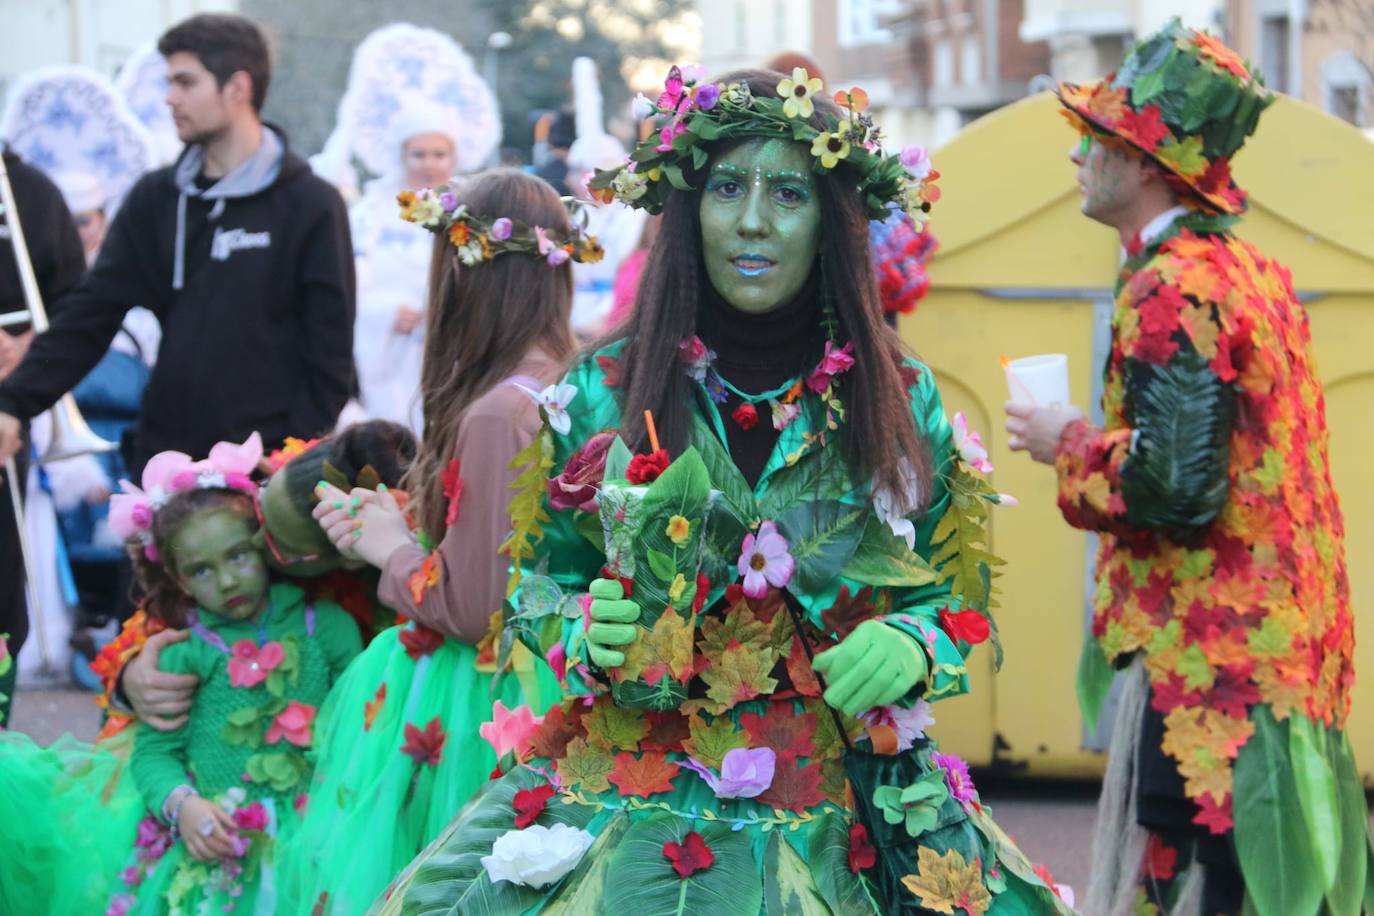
[481,823,595,888]
[512,382,578,435]
[860,700,936,752]
[951,412,993,474]
[410,196,444,229]
[872,458,921,550]
[632,92,656,119]
[217,787,247,811]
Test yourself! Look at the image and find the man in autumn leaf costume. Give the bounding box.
[1006,20,1371,916]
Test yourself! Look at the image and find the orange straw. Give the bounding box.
[644,409,661,453]
[998,354,1011,368]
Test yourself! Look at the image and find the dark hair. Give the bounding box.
[158,14,272,112]
[129,488,257,628]
[280,421,418,519]
[605,69,931,504]
[764,51,826,84]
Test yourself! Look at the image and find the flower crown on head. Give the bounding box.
[109,432,263,559]
[398,186,606,267]
[589,65,941,225]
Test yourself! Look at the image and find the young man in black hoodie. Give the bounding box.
[0,13,355,480]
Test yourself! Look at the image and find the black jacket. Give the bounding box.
[0,151,85,325]
[0,128,355,474]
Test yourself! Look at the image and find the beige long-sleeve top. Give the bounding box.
[377,352,564,643]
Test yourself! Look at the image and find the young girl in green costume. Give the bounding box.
[279,169,599,914]
[0,433,362,915]
[375,69,1072,914]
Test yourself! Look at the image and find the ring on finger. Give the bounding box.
[197,816,215,837]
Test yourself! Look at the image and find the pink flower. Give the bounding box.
[206,432,263,478]
[951,412,994,474]
[932,750,978,812]
[227,640,285,688]
[265,701,316,747]
[490,217,513,241]
[677,337,716,383]
[545,642,568,684]
[294,794,309,816]
[860,700,936,752]
[547,430,614,512]
[119,866,142,887]
[230,832,250,857]
[231,800,269,832]
[479,700,544,759]
[682,747,776,799]
[656,120,688,152]
[106,893,137,916]
[534,226,554,255]
[806,341,856,394]
[900,145,932,181]
[736,521,794,599]
[770,401,801,431]
[547,247,570,267]
[134,815,165,848]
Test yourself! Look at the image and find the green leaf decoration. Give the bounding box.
[514,574,568,621]
[1131,65,1169,106]
[398,767,594,915]
[1288,716,1340,894]
[1232,706,1323,916]
[1120,348,1234,538]
[930,464,1005,615]
[355,464,382,492]
[619,447,715,625]
[604,435,634,484]
[806,813,878,916]
[966,807,1078,915]
[661,162,692,191]
[763,831,831,915]
[320,460,350,492]
[222,706,265,749]
[873,769,949,838]
[776,500,866,594]
[689,419,757,526]
[1326,728,1371,916]
[499,429,554,596]
[1075,633,1115,734]
[603,812,763,915]
[839,516,939,587]
[757,451,852,520]
[540,813,632,915]
[690,146,709,171]
[647,548,678,582]
[244,749,309,793]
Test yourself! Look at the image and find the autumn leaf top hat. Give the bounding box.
[1056,18,1273,215]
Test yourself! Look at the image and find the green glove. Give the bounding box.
[813,619,929,717]
[586,578,641,668]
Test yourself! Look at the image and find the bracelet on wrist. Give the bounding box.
[164,784,199,836]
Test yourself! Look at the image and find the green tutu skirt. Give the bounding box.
[278,624,561,915]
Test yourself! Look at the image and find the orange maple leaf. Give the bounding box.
[408,552,441,606]
[364,683,387,732]
[607,750,680,797]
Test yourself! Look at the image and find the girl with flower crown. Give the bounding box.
[277,169,598,915]
[375,69,1070,914]
[0,432,363,915]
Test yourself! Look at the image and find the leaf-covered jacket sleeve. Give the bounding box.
[1056,271,1236,541]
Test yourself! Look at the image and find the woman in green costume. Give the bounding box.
[280,170,602,914]
[375,69,1072,915]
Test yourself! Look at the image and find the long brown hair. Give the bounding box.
[607,70,930,504]
[403,168,577,536]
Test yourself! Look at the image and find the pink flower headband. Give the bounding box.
[109,432,263,559]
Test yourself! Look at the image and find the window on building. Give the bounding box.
[960,34,982,85]
[1321,52,1371,126]
[933,38,954,88]
[1259,14,1290,93]
[838,0,903,47]
[1331,86,1359,123]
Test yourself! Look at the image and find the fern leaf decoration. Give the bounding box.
[499,427,555,597]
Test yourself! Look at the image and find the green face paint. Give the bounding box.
[170,509,270,620]
[699,138,821,314]
[1078,138,1138,224]
[256,469,342,576]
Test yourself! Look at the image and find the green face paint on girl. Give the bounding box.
[699,138,822,314]
[170,509,270,620]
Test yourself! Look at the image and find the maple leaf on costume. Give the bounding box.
[1133,331,1180,365]
[900,846,992,915]
[1144,833,1178,880]
[1137,287,1185,336]
[1192,792,1233,835]
[822,585,876,641]
[663,830,715,878]
[399,624,444,660]
[1121,104,1170,150]
[1149,673,1202,714]
[898,363,924,390]
[440,459,464,527]
[1205,664,1262,719]
[400,717,447,767]
[682,715,750,770]
[641,711,692,754]
[697,603,773,658]
[527,702,586,760]
[607,751,680,797]
[699,644,779,713]
[584,700,649,752]
[821,757,850,806]
[363,683,387,732]
[848,823,876,873]
[557,736,616,793]
[739,704,817,760]
[408,553,442,606]
[595,354,623,387]
[639,607,697,686]
[512,783,557,829]
[784,636,822,697]
[755,756,825,812]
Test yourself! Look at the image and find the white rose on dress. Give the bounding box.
[481,823,596,889]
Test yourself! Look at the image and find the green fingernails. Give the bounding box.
[376,483,388,493]
[333,500,344,510]
[350,496,362,507]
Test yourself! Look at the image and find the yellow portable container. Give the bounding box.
[905,91,1374,784]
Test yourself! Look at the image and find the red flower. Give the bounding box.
[690,572,711,613]
[663,831,715,878]
[512,784,557,828]
[939,607,990,645]
[441,459,464,527]
[599,566,635,598]
[731,403,759,430]
[626,448,670,484]
[847,823,876,873]
[400,716,447,767]
[399,624,445,659]
[548,431,615,512]
[1143,833,1178,880]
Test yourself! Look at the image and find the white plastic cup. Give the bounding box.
[1004,354,1071,406]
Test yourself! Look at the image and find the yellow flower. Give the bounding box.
[665,515,691,545]
[810,125,852,169]
[777,67,823,119]
[668,573,687,603]
[396,190,418,221]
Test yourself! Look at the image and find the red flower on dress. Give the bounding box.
[512,784,557,829]
[662,831,715,878]
[626,449,670,484]
[400,717,447,767]
[1143,833,1178,880]
[938,607,990,645]
[847,823,876,873]
[690,572,711,613]
[441,459,464,527]
[731,402,759,430]
[399,624,445,659]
